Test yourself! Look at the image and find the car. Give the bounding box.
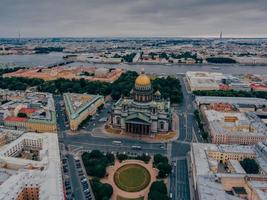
[83,186,89,191]
[82,182,88,186]
[83,189,89,193]
[81,178,87,183]
[85,193,91,198]
[65,180,70,186]
[78,171,84,176]
[66,186,71,190]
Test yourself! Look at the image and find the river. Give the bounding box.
[0,53,267,75]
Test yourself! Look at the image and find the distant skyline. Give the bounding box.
[0,0,267,38]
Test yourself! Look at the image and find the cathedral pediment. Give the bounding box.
[125,113,150,124]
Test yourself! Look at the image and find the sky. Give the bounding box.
[0,0,267,38]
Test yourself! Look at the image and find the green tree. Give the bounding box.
[116,153,128,162]
[153,154,171,178]
[82,151,114,178]
[17,112,27,118]
[150,181,167,195]
[206,57,237,64]
[202,132,209,140]
[157,163,172,179]
[240,158,259,174]
[148,181,169,200]
[91,178,113,200]
[153,154,168,166]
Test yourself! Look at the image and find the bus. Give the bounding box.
[131,145,142,150]
[112,140,122,145]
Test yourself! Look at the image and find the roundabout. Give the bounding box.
[114,164,151,192]
[103,159,158,200]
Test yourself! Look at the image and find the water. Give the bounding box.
[0,52,65,67]
[0,53,267,75]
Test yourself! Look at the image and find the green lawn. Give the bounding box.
[117,196,144,200]
[114,164,151,192]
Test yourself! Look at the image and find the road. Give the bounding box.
[68,155,87,200]
[176,159,190,200]
[54,75,200,200]
[168,75,201,200]
[55,96,87,200]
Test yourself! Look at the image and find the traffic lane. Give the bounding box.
[178,114,186,141]
[169,163,177,200]
[65,141,167,155]
[67,155,85,200]
[185,115,193,142]
[62,133,167,147]
[171,142,190,157]
[176,159,190,200]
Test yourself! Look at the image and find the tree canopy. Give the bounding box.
[81,150,114,178]
[240,158,260,174]
[148,181,169,200]
[153,154,172,178]
[206,57,237,64]
[193,90,267,100]
[90,178,113,200]
[0,70,183,103]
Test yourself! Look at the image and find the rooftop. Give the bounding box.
[63,93,104,119]
[191,142,267,200]
[0,132,64,200]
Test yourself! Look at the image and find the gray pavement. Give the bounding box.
[68,154,87,200]
[55,75,202,200]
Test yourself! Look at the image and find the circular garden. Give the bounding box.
[114,164,151,192]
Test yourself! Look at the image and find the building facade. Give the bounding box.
[190,142,267,200]
[111,72,173,136]
[64,93,104,131]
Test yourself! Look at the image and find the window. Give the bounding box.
[116,117,121,125]
[160,122,164,130]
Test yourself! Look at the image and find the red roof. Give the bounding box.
[250,83,267,91]
[19,108,37,114]
[5,116,27,122]
[219,84,231,91]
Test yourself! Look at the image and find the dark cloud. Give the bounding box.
[0,0,266,37]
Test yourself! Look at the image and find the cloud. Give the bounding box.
[0,0,266,37]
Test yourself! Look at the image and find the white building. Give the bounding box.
[186,71,224,91]
[190,142,267,200]
[0,132,64,200]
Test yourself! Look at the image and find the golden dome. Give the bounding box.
[135,74,151,86]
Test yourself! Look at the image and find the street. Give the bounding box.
[55,75,200,200]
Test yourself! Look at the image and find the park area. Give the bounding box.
[114,164,151,192]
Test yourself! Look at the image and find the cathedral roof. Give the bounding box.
[135,73,151,87]
[125,113,150,124]
[154,90,161,96]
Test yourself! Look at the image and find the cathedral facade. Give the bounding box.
[111,72,173,136]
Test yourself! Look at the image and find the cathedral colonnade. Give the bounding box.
[125,123,150,134]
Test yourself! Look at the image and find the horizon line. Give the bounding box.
[1,36,267,40]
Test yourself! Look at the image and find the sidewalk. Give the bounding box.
[92,124,179,143]
[186,152,195,200]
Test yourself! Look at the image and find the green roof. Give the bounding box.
[125,113,151,124]
[63,93,104,120]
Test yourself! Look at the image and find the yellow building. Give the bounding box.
[63,93,104,131]
[190,143,267,200]
[4,112,57,133]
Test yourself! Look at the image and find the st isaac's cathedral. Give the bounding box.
[111,71,173,136]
